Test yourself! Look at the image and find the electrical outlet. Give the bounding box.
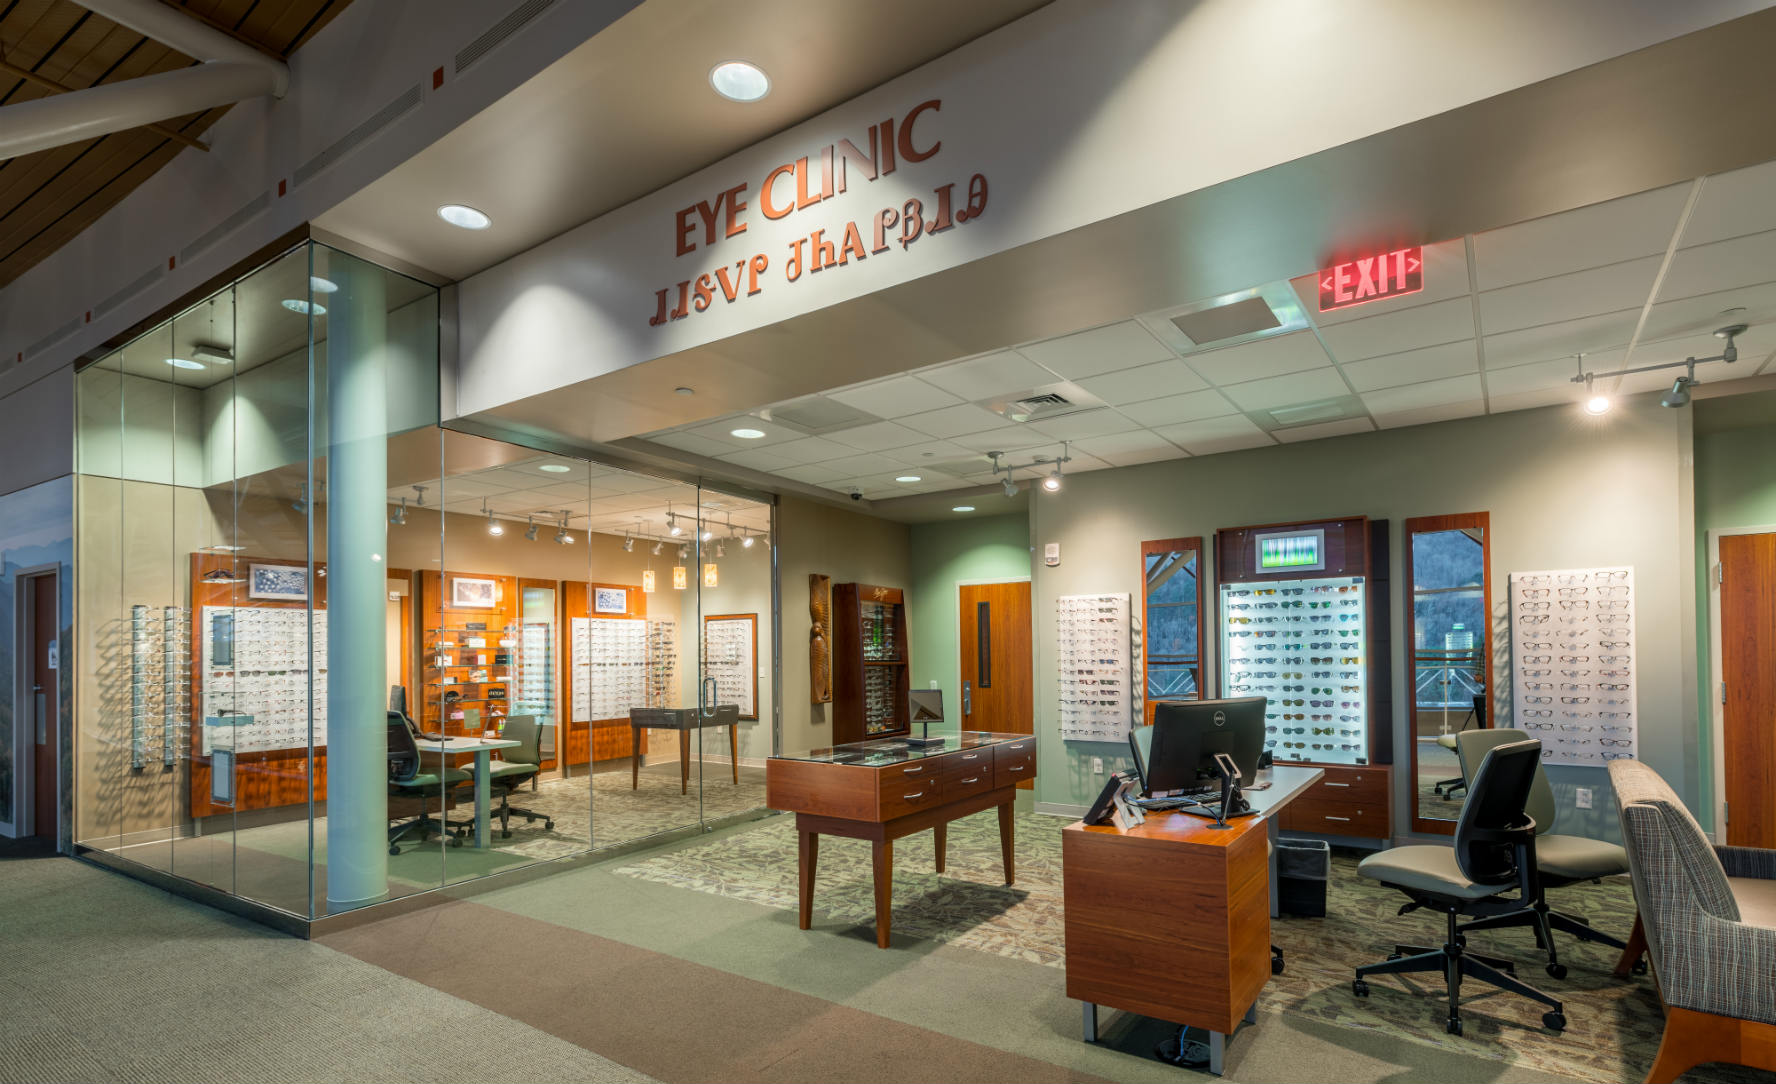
[1575,787,1593,810]
[1092,757,1104,775]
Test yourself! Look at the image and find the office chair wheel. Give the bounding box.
[545,818,554,830]
[1272,956,1284,975]
[1446,1016,1463,1036]
[1351,980,1369,998]
[449,835,463,848]
[389,844,401,856]
[1543,1011,1567,1032]
[1546,962,1568,980]
[501,828,512,839]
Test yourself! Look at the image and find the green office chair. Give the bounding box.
[476,714,554,839]
[387,712,472,854]
[1353,738,1567,1036]
[1455,727,1631,976]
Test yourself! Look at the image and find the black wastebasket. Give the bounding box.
[1277,837,1331,917]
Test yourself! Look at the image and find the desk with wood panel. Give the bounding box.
[765,731,1035,949]
[1063,764,1322,1076]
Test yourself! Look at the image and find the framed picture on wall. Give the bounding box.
[450,576,498,610]
[247,563,308,602]
[593,587,628,614]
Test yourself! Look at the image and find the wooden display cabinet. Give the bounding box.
[831,582,910,745]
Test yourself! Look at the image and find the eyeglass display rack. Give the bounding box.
[199,604,325,756]
[571,616,650,723]
[1215,518,1394,771]
[425,623,517,731]
[1508,566,1638,767]
[1056,593,1133,743]
[831,583,910,744]
[646,618,678,707]
[514,621,555,722]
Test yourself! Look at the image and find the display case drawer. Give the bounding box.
[878,773,944,819]
[938,748,992,781]
[1307,765,1389,805]
[944,763,996,801]
[1281,796,1389,838]
[994,739,1036,788]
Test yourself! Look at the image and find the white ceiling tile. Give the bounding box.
[1089,443,1190,467]
[1118,388,1237,428]
[1342,340,1479,392]
[1273,417,1378,443]
[1483,355,1594,397]
[682,415,806,449]
[1633,324,1776,369]
[1074,359,1208,404]
[1022,408,1141,442]
[1292,239,1472,325]
[1318,297,1476,362]
[1681,160,1776,248]
[916,350,1053,400]
[763,436,850,465]
[1070,431,1187,466]
[1658,230,1776,303]
[1370,400,1488,430]
[1477,256,1662,335]
[775,463,847,484]
[1638,282,1776,341]
[1221,367,1350,412]
[1017,321,1174,379]
[1472,183,1689,291]
[899,402,1015,438]
[524,480,594,500]
[1361,374,1485,414]
[1151,414,1273,455]
[882,440,986,467]
[1485,385,1589,415]
[825,375,963,418]
[821,420,928,452]
[1481,309,1640,370]
[949,426,1051,454]
[820,453,898,478]
[1187,331,1330,385]
[714,447,800,472]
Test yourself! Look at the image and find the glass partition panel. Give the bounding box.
[1140,537,1205,725]
[696,488,773,825]
[1406,514,1492,834]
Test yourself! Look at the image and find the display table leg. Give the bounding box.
[631,726,641,790]
[997,799,1015,884]
[1208,1030,1225,1076]
[798,829,818,930]
[934,823,947,873]
[872,837,893,948]
[473,749,492,848]
[1268,814,1281,919]
[1081,1002,1098,1042]
[679,729,689,795]
[730,724,739,784]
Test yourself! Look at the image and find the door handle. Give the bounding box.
[701,675,717,719]
[34,690,46,744]
[963,680,972,715]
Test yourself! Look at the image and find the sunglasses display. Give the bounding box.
[1510,567,1636,766]
[1057,593,1132,742]
[1223,571,1369,767]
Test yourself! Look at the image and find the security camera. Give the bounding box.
[849,489,863,502]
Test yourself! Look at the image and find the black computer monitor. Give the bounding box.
[1143,697,1266,795]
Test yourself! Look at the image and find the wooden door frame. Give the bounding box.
[13,564,59,839]
[957,576,1030,730]
[1707,524,1776,843]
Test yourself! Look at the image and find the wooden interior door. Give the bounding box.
[29,573,57,839]
[1722,532,1776,847]
[960,583,1032,787]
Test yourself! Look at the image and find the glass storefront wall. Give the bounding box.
[74,240,776,921]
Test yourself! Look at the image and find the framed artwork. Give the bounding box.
[593,586,629,614]
[247,563,308,602]
[450,576,498,610]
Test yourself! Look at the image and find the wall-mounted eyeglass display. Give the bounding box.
[1056,592,1132,743]
[1509,567,1637,765]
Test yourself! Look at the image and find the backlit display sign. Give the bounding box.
[1318,247,1423,312]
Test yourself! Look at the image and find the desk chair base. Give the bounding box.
[388,810,471,855]
[494,795,554,839]
[1434,777,1468,800]
[1463,896,1627,979]
[1354,906,1566,1036]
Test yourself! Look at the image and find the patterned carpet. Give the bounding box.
[482,764,770,861]
[614,810,1760,1084]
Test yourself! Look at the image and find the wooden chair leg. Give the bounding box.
[1645,1006,1776,1083]
[1614,913,1648,979]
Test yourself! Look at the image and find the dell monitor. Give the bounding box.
[1142,697,1267,796]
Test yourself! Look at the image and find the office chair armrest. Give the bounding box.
[1463,819,1537,847]
[1716,844,1776,882]
[1659,908,1776,1025]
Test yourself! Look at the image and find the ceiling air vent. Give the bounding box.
[1171,297,1280,346]
[979,383,1106,423]
[769,398,878,435]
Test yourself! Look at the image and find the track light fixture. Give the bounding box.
[1662,360,1698,409]
[390,497,407,526]
[988,443,1071,498]
[741,533,755,549]
[524,515,539,541]
[1572,325,1746,414]
[715,539,726,558]
[554,511,574,545]
[622,531,634,551]
[1002,477,1018,498]
[651,540,664,556]
[679,544,689,561]
[483,499,503,536]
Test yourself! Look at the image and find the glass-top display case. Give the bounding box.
[775,730,1022,766]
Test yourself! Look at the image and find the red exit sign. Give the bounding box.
[1318,247,1423,312]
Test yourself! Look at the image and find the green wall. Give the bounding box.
[907,513,1031,732]
[1691,394,1776,832]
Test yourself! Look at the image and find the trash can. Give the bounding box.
[1277,838,1331,917]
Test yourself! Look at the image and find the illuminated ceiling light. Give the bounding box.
[700,527,713,541]
[524,516,539,541]
[952,505,975,513]
[741,534,755,549]
[1002,477,1018,498]
[538,462,571,473]
[281,299,326,315]
[678,544,690,561]
[438,204,491,230]
[555,512,575,544]
[674,386,695,397]
[1043,466,1063,493]
[895,475,921,483]
[673,565,688,590]
[166,357,204,370]
[309,276,339,295]
[709,60,770,102]
[668,514,683,536]
[622,532,634,552]
[1584,395,1611,416]
[703,563,719,588]
[730,427,767,439]
[642,569,656,593]
[651,540,663,556]
[390,498,408,526]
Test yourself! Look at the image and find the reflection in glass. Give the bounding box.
[1143,548,1200,707]
[1410,524,1487,827]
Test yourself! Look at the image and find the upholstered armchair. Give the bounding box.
[1609,759,1776,1083]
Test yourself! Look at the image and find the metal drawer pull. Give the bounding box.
[1324,815,1351,822]
[962,754,979,760]
[1009,765,1024,772]
[903,791,925,800]
[902,766,923,774]
[1324,781,1351,787]
[961,776,980,784]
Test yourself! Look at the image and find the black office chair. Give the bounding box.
[387,713,473,854]
[476,714,554,838]
[1432,693,1485,800]
[1352,738,1567,1036]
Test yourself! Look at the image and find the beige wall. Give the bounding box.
[1026,394,1696,843]
[777,496,912,754]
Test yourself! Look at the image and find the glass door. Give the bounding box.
[696,487,773,826]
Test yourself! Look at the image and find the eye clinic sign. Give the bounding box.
[648,98,988,327]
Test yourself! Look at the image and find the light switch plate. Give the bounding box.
[1575,787,1593,810]
[1092,757,1104,774]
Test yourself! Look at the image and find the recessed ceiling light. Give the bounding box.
[1585,395,1611,416]
[731,427,767,439]
[281,299,325,315]
[438,204,491,230]
[674,386,695,396]
[166,357,204,370]
[709,60,770,102]
[538,463,572,473]
[952,505,975,513]
[309,276,339,295]
[895,475,922,483]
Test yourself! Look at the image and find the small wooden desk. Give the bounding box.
[422,736,520,848]
[1064,764,1321,1076]
[766,732,1036,949]
[629,706,740,794]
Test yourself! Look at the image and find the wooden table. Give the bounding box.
[629,705,740,794]
[421,735,520,848]
[766,731,1036,949]
[1065,764,1321,1076]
